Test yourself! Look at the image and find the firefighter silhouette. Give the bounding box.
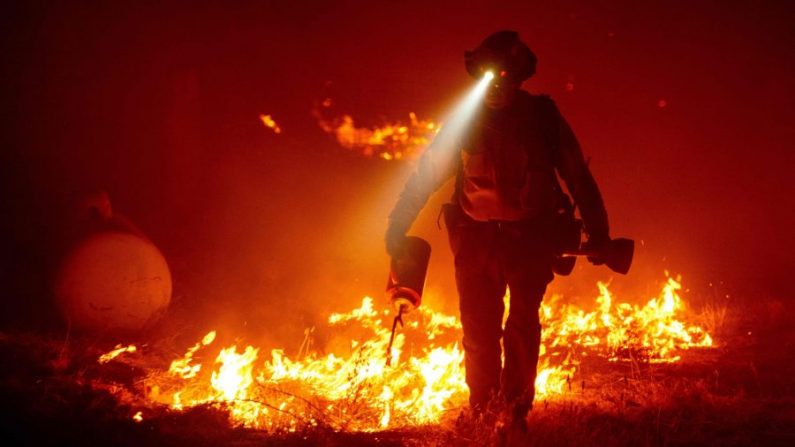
[386,30,612,428]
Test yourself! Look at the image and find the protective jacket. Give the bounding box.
[388,90,609,242]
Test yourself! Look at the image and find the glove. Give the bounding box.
[385,223,409,258]
[582,235,610,266]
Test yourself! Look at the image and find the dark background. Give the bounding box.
[1,1,793,346]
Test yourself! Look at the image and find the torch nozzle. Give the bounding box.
[385,304,407,367]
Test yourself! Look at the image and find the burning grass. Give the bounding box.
[2,276,794,446]
[107,276,711,430]
[313,98,440,161]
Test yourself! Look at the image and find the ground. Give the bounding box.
[1,300,794,447]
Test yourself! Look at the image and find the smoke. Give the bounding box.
[1,1,793,337]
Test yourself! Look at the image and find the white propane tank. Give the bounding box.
[55,231,172,332]
[54,191,171,332]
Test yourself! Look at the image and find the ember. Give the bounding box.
[97,344,137,364]
[102,275,713,432]
[259,114,282,134]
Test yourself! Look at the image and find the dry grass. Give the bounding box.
[1,301,794,447]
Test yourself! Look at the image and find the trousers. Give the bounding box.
[445,205,554,410]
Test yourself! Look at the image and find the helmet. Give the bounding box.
[464,30,537,81]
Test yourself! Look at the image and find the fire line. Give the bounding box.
[99,275,712,432]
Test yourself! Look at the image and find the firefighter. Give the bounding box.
[385,30,610,427]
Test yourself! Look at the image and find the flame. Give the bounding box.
[168,330,216,379]
[101,275,713,431]
[211,346,259,401]
[132,411,143,423]
[98,344,136,364]
[259,114,282,134]
[540,277,712,364]
[314,99,440,160]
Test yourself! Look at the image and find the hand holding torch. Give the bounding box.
[385,236,431,366]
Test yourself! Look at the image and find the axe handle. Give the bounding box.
[561,249,599,257]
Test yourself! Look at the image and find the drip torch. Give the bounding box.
[385,236,431,366]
